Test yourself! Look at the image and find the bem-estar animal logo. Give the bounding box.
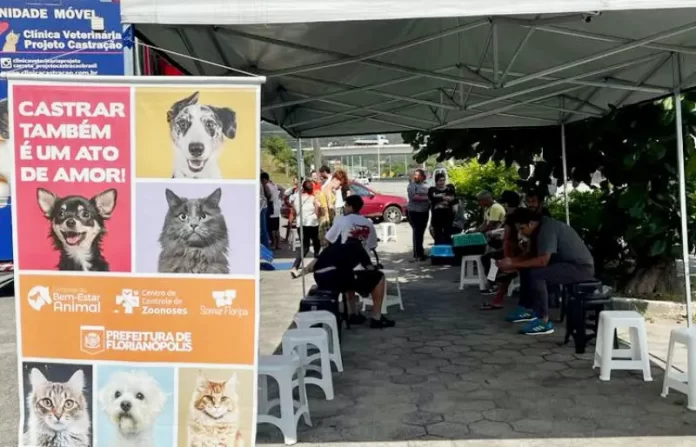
[167,91,237,179]
[212,289,236,308]
[37,187,118,272]
[116,289,140,314]
[27,285,51,311]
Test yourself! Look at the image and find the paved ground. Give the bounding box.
[2,222,696,446]
[258,224,696,446]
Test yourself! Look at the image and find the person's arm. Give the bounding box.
[408,183,428,202]
[502,225,515,258]
[504,223,556,270]
[357,244,374,269]
[324,218,341,245]
[366,221,379,250]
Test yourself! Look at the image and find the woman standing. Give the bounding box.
[333,169,350,216]
[407,169,430,261]
[428,173,456,245]
[291,179,322,276]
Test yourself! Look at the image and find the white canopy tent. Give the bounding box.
[120,1,696,321]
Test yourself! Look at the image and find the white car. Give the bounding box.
[356,176,371,185]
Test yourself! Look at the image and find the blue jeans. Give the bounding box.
[260,208,270,248]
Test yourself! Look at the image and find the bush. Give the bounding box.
[448,160,519,226]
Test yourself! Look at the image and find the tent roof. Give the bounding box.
[126,4,696,137]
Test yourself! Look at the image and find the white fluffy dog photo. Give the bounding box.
[99,370,167,447]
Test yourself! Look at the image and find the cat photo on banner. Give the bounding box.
[134,181,257,276]
[22,362,94,447]
[178,368,252,447]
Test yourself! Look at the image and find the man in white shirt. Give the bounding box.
[316,195,393,328]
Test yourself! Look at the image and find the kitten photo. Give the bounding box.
[25,368,91,447]
[187,371,243,447]
[158,188,230,274]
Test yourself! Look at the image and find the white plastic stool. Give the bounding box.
[459,255,487,291]
[293,311,344,372]
[379,223,397,242]
[661,327,696,410]
[593,311,652,382]
[360,269,404,315]
[507,276,521,296]
[257,355,311,445]
[282,328,334,400]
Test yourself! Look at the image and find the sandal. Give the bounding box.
[480,303,504,310]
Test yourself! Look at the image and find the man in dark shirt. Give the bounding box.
[498,209,594,335]
[313,196,395,329]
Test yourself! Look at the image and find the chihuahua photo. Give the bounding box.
[99,370,167,447]
[37,187,117,272]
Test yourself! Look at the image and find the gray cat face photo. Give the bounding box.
[158,187,230,274]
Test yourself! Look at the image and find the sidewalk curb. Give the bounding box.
[612,296,690,320]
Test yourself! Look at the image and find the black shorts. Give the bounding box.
[314,269,384,297]
[267,217,280,232]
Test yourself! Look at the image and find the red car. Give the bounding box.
[281,181,407,223]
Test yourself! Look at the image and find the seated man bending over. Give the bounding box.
[498,208,594,335]
[313,195,395,329]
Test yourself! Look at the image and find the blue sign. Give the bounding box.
[0,0,124,262]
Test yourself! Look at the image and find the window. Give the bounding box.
[350,184,371,197]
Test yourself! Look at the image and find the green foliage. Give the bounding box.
[448,160,519,225]
[403,92,696,294]
[261,135,313,178]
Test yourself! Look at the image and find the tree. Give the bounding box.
[261,135,313,177]
[403,92,696,296]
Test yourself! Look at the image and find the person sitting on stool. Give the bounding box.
[497,208,594,336]
[313,195,395,329]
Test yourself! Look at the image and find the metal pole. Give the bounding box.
[674,55,693,326]
[561,123,570,225]
[377,146,381,178]
[296,138,306,298]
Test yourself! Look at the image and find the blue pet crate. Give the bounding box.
[430,244,459,266]
[0,199,13,288]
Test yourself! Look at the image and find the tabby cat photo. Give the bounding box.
[187,371,243,447]
[24,367,91,447]
[158,187,230,274]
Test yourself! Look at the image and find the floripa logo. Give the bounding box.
[28,285,51,311]
[212,290,236,308]
[116,289,140,314]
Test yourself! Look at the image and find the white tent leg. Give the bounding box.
[561,123,570,225]
[296,138,306,298]
[674,90,693,327]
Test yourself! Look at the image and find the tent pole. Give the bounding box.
[296,138,306,298]
[674,85,693,326]
[561,123,570,225]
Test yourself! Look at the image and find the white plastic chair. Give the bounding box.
[661,327,696,410]
[459,255,487,291]
[593,311,652,382]
[257,355,311,445]
[360,269,404,315]
[282,328,334,400]
[293,311,343,372]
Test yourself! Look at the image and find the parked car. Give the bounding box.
[348,182,406,223]
[280,181,407,223]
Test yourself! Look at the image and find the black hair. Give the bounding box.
[260,172,270,181]
[435,172,446,182]
[301,179,314,193]
[344,195,364,213]
[513,207,543,225]
[319,165,331,174]
[500,190,520,208]
[526,187,547,202]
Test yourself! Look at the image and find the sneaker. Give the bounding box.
[480,288,497,295]
[370,316,396,329]
[349,313,367,325]
[520,318,555,335]
[505,307,535,323]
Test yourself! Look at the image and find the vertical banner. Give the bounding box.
[10,76,263,447]
[0,0,126,262]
